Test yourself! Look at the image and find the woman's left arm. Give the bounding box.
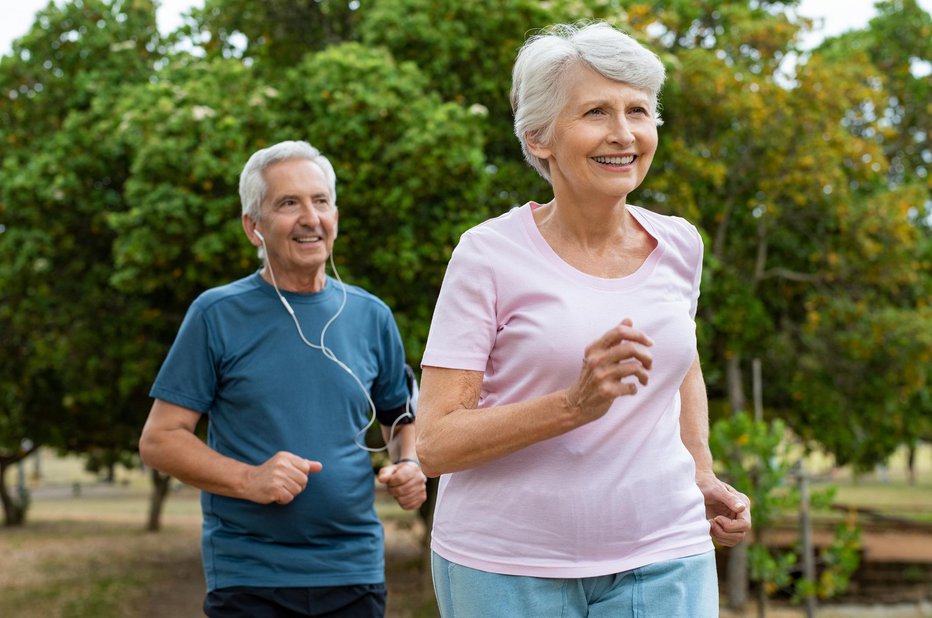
[680,354,752,546]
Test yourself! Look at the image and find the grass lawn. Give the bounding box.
[1,451,433,618]
[0,507,202,618]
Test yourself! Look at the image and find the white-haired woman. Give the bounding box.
[416,22,751,616]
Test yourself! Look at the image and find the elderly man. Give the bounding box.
[140,140,426,618]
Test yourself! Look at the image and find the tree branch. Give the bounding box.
[760,268,822,283]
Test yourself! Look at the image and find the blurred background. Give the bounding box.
[0,0,930,616]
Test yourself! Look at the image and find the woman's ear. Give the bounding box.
[525,131,551,159]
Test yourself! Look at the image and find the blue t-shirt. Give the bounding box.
[150,272,408,591]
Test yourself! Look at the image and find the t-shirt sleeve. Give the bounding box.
[688,223,704,319]
[149,302,218,414]
[421,231,497,372]
[372,307,410,422]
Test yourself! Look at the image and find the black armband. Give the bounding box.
[376,404,413,426]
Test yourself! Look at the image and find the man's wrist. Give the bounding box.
[394,457,420,469]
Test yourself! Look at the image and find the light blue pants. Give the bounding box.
[431,550,718,617]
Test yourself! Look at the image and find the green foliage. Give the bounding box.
[189,0,359,65]
[0,0,163,474]
[105,57,269,302]
[710,412,797,530]
[711,412,861,604]
[810,520,861,601]
[638,0,932,470]
[789,299,932,468]
[358,0,555,215]
[820,0,932,187]
[269,42,488,358]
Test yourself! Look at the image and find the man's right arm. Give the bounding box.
[139,399,322,504]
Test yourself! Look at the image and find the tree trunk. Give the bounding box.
[907,444,917,485]
[726,354,746,413]
[0,462,27,526]
[146,468,172,532]
[728,540,749,610]
[726,353,749,609]
[419,477,438,576]
[0,446,38,526]
[757,579,767,618]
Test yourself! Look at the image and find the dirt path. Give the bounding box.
[140,539,205,618]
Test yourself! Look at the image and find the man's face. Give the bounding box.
[246,158,338,291]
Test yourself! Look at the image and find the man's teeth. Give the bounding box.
[296,236,322,242]
[594,155,635,165]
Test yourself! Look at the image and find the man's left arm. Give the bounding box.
[378,422,427,510]
[680,353,752,546]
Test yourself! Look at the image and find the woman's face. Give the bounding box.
[531,66,658,202]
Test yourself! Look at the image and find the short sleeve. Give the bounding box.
[688,224,704,319]
[149,302,219,413]
[421,231,498,371]
[371,307,410,420]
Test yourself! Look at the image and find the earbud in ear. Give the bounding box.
[255,230,265,242]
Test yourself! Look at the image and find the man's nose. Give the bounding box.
[298,203,321,226]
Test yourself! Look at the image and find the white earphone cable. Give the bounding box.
[259,236,411,452]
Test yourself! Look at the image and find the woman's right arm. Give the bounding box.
[415,367,576,477]
[415,319,654,477]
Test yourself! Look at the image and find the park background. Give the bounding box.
[0,0,930,615]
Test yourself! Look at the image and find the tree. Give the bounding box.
[624,0,932,469]
[268,41,488,358]
[97,55,281,529]
[358,0,561,217]
[711,413,861,614]
[0,0,162,525]
[819,0,932,189]
[186,0,360,65]
[2,0,928,539]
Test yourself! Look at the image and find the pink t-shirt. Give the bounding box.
[422,202,714,578]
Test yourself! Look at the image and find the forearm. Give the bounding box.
[382,422,417,464]
[418,322,654,477]
[679,354,714,476]
[417,388,578,477]
[140,417,253,499]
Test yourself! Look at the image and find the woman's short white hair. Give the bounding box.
[239,140,338,222]
[511,22,666,181]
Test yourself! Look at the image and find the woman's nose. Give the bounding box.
[608,116,635,146]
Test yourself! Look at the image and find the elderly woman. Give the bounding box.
[416,22,751,616]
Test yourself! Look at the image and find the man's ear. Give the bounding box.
[242,214,261,247]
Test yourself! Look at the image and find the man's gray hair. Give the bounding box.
[239,140,338,221]
[511,22,666,181]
